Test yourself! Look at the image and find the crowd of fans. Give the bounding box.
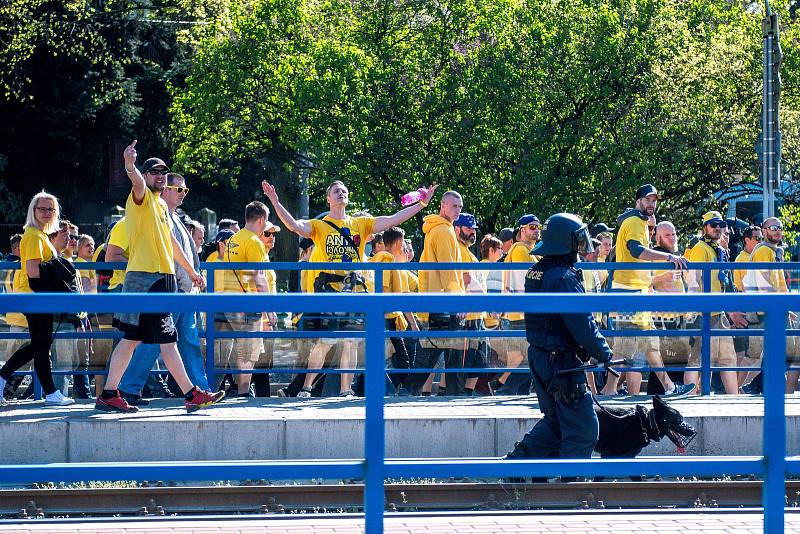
[1,149,798,408]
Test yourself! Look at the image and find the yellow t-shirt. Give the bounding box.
[404,270,419,293]
[459,242,486,321]
[733,250,750,293]
[503,241,535,322]
[223,228,267,293]
[686,240,724,293]
[746,243,787,293]
[106,218,129,290]
[74,257,96,282]
[14,226,55,294]
[7,226,56,328]
[613,213,651,290]
[264,265,277,294]
[308,215,376,291]
[369,250,407,326]
[125,189,174,275]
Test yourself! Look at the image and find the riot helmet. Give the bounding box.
[532,213,594,257]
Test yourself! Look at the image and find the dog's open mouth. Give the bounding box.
[665,421,697,452]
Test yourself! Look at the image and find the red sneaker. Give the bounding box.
[185,388,225,413]
[95,391,139,413]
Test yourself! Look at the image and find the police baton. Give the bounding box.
[556,359,627,378]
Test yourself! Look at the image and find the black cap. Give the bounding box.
[589,223,615,237]
[635,184,661,200]
[141,158,169,174]
[299,237,314,250]
[498,227,514,242]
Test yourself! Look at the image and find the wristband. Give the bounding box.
[419,200,429,207]
[125,167,135,173]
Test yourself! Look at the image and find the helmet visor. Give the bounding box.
[573,226,594,255]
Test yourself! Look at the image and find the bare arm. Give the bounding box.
[261,180,312,237]
[637,247,688,269]
[105,244,127,264]
[26,258,42,279]
[372,185,438,234]
[122,140,147,204]
[253,271,269,293]
[172,234,205,289]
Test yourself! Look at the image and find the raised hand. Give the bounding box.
[421,184,439,204]
[261,180,278,204]
[123,140,138,169]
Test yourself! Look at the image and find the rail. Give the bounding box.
[0,290,795,533]
[0,261,798,398]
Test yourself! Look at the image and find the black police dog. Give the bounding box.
[505,395,697,473]
[594,395,697,458]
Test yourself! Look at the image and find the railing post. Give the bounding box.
[762,307,786,533]
[701,265,712,396]
[364,306,386,534]
[205,264,217,392]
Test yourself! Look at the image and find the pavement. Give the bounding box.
[0,395,798,463]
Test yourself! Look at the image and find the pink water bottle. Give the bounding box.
[401,187,427,206]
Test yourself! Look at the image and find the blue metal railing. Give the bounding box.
[1,260,799,398]
[0,291,794,533]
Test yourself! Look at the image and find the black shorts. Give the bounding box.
[119,276,178,344]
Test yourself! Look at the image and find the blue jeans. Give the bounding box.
[516,346,598,459]
[120,311,209,395]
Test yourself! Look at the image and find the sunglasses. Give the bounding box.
[525,224,541,230]
[35,207,56,213]
[764,224,783,231]
[69,234,79,240]
[707,222,726,229]
[147,168,169,176]
[165,185,189,194]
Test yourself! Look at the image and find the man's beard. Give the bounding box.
[148,182,164,193]
[459,232,476,246]
[767,234,781,245]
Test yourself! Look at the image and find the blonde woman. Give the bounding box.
[0,191,74,406]
[74,235,97,293]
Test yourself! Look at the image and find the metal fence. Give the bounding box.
[0,290,795,533]
[1,261,799,398]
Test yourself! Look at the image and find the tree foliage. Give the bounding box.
[172,0,796,242]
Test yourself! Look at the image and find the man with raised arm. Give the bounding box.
[96,140,224,413]
[262,179,436,398]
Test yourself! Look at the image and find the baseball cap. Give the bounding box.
[589,223,615,237]
[454,213,478,228]
[498,228,514,242]
[264,221,281,233]
[213,229,235,243]
[516,214,540,227]
[702,211,726,226]
[141,158,170,174]
[635,184,661,200]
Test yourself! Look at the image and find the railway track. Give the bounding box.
[2,481,799,518]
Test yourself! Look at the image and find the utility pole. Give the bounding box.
[761,0,782,219]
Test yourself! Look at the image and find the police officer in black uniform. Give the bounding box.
[506,213,613,460]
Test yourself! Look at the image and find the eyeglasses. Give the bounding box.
[69,234,79,241]
[35,207,56,213]
[764,224,783,231]
[165,185,189,194]
[147,169,169,176]
[707,222,726,229]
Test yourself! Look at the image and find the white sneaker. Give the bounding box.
[44,390,76,406]
[297,389,312,399]
[0,397,8,408]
